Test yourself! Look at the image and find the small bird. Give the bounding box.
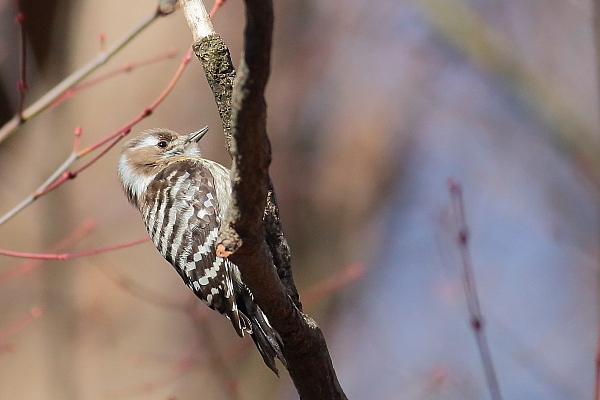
[118,127,286,374]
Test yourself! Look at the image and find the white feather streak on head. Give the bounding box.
[137,135,161,148]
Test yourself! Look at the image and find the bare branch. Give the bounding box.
[185,0,300,307]
[219,0,346,397]
[58,49,179,103]
[217,0,273,253]
[448,178,503,400]
[0,237,149,260]
[264,185,299,306]
[0,219,95,283]
[192,35,236,154]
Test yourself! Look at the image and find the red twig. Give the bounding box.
[77,49,177,90]
[76,48,193,161]
[69,48,194,178]
[52,48,178,108]
[79,48,193,160]
[0,219,96,283]
[447,178,502,400]
[0,237,149,260]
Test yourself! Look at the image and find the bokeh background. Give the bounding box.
[0,0,598,399]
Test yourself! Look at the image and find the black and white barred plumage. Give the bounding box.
[118,127,285,374]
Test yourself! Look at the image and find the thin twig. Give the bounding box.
[0,152,77,226]
[447,178,502,400]
[52,48,179,107]
[157,0,180,15]
[0,218,96,284]
[0,237,149,260]
[0,10,160,144]
[78,49,193,159]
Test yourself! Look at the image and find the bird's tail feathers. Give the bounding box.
[238,290,287,375]
[248,305,287,375]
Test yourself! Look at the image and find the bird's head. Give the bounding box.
[118,126,208,206]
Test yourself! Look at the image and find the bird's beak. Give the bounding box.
[186,126,209,143]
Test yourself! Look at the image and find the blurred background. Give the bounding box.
[0,0,598,399]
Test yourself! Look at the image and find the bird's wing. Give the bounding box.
[144,159,247,336]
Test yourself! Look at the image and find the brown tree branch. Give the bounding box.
[204,0,346,398]
[264,184,300,306]
[192,34,235,155]
[448,179,502,400]
[187,3,300,309]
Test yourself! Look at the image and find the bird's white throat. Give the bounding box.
[117,156,156,206]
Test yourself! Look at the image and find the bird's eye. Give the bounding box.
[157,140,168,148]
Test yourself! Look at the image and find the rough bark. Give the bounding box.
[187,0,347,398]
[192,22,300,310]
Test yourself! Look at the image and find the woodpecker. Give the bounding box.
[118,127,286,374]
